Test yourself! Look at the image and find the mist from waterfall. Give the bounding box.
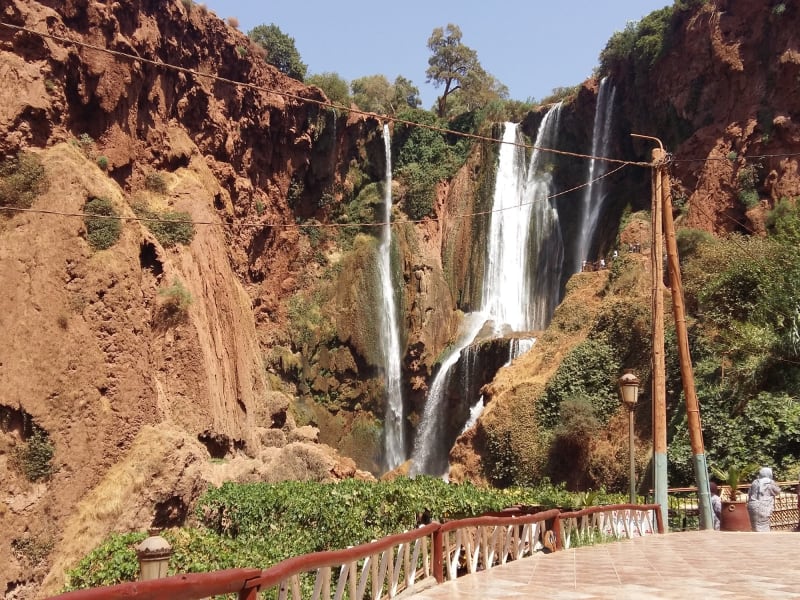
[410,105,564,476]
[573,77,617,273]
[379,124,406,470]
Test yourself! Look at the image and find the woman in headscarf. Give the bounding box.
[746,467,781,531]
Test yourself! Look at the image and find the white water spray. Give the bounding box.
[574,77,617,273]
[379,124,406,469]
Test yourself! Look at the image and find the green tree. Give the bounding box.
[248,24,307,81]
[426,24,483,117]
[350,74,394,114]
[392,76,421,111]
[306,72,350,106]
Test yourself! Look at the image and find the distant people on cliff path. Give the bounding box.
[746,467,781,531]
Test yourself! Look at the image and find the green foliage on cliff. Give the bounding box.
[11,427,55,482]
[537,340,622,430]
[0,151,48,210]
[84,197,122,250]
[392,107,475,220]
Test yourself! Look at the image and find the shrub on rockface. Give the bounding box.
[0,151,48,209]
[11,427,55,482]
[133,203,195,247]
[537,339,622,430]
[84,197,122,250]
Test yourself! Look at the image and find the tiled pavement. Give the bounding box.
[408,530,800,599]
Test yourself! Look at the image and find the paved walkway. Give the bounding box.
[409,530,800,599]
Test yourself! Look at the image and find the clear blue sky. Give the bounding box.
[202,1,669,109]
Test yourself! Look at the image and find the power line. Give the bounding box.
[0,159,630,227]
[0,19,647,168]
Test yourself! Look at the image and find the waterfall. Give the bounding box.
[574,77,616,273]
[525,104,565,329]
[410,105,564,476]
[409,313,488,476]
[482,123,530,333]
[379,124,406,470]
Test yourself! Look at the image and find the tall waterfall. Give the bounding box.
[379,124,405,470]
[410,105,564,476]
[525,105,565,329]
[574,77,616,273]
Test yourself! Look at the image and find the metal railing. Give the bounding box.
[49,504,663,600]
[557,504,663,549]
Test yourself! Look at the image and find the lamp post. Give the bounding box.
[619,370,640,504]
[136,528,172,581]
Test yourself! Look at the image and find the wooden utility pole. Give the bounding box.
[650,147,668,528]
[660,158,714,529]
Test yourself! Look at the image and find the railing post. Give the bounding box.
[551,515,562,551]
[654,504,665,534]
[433,528,443,583]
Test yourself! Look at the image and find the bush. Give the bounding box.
[84,197,122,250]
[133,203,194,247]
[158,278,192,321]
[144,172,168,194]
[96,156,109,170]
[736,164,760,208]
[0,152,49,209]
[11,428,55,482]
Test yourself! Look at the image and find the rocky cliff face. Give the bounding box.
[0,1,393,596]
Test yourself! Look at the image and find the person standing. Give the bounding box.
[710,481,722,530]
[746,467,781,531]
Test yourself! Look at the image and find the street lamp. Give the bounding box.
[618,370,640,504]
[136,528,172,581]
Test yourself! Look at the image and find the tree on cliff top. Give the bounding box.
[426,24,504,118]
[249,23,307,81]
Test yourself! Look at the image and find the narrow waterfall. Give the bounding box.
[410,105,564,476]
[574,77,616,273]
[525,104,565,329]
[409,313,488,476]
[379,124,406,470]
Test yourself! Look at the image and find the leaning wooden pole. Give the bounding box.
[660,160,714,529]
[651,147,668,528]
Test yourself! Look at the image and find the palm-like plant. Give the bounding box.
[710,464,759,501]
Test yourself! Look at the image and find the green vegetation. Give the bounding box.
[248,23,307,81]
[392,107,474,220]
[84,197,122,250]
[305,72,350,106]
[133,204,194,247]
[599,6,677,73]
[144,171,168,194]
[96,156,109,170]
[0,151,48,210]
[11,428,55,482]
[736,163,760,208]
[537,340,621,429]
[426,24,507,117]
[65,477,625,591]
[668,222,800,483]
[158,278,193,321]
[350,75,422,114]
